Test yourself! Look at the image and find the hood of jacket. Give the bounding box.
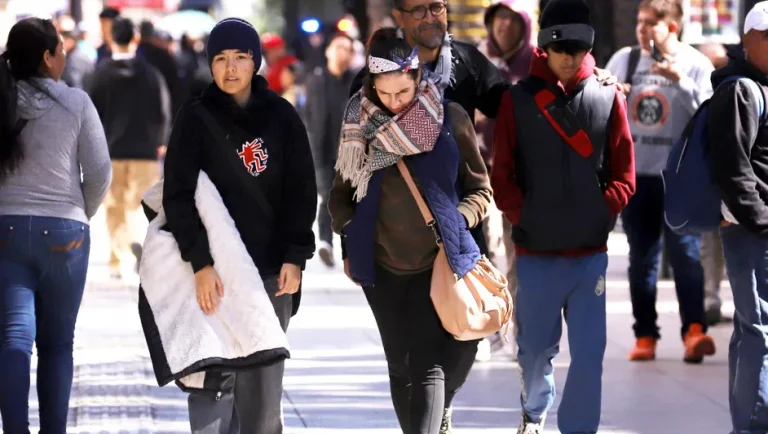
[479,2,534,82]
[200,74,281,125]
[711,53,768,88]
[16,77,67,120]
[529,47,596,92]
[104,57,148,79]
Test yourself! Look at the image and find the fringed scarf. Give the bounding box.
[396,29,456,95]
[336,78,444,202]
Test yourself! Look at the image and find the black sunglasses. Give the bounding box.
[399,2,447,20]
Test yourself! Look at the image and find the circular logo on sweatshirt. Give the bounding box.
[633,90,669,127]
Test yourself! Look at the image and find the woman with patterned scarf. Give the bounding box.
[328,28,492,434]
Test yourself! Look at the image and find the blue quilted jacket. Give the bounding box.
[343,107,481,287]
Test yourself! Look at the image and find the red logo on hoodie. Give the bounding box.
[237,138,268,177]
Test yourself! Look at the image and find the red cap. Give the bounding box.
[262,33,285,50]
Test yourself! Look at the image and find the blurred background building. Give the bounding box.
[0,0,753,65]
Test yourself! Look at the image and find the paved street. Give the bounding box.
[4,209,734,433]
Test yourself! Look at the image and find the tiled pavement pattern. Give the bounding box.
[2,209,734,433]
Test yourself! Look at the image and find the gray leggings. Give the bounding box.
[188,277,293,434]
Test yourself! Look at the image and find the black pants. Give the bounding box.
[621,176,706,338]
[188,277,293,434]
[364,266,462,434]
[316,167,334,246]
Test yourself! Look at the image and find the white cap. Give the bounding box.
[745,1,768,34]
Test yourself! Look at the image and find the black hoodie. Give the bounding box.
[87,56,170,159]
[162,76,317,277]
[709,55,768,235]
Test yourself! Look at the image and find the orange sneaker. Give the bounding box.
[684,323,716,364]
[629,337,657,361]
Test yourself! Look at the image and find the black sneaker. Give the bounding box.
[131,242,143,273]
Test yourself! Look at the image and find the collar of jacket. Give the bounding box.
[201,75,277,123]
[713,54,768,88]
[529,47,596,93]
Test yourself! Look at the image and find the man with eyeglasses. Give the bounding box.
[347,1,618,433]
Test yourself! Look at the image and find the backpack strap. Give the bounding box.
[625,46,642,84]
[740,79,766,122]
[719,75,767,125]
[521,76,593,157]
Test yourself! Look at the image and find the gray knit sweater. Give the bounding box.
[0,78,112,223]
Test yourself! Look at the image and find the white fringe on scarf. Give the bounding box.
[335,121,373,202]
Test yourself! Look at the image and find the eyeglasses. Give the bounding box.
[399,2,447,20]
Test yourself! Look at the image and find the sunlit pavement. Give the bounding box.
[3,208,733,433]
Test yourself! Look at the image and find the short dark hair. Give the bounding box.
[638,0,683,23]
[99,7,120,20]
[392,0,406,10]
[324,32,354,51]
[139,20,154,40]
[111,17,134,46]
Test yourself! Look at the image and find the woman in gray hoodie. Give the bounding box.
[0,18,112,433]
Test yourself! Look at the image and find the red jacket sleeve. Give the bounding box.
[604,90,636,216]
[490,90,524,224]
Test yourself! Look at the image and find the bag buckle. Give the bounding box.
[428,220,442,245]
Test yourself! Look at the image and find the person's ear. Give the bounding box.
[668,19,680,36]
[42,49,55,70]
[393,9,405,28]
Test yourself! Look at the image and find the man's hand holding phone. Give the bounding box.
[649,40,682,82]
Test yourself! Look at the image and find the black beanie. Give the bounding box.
[206,18,262,71]
[538,0,594,49]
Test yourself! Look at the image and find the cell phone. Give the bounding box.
[649,40,665,63]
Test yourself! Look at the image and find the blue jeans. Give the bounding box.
[0,216,90,434]
[515,253,607,434]
[621,175,705,338]
[720,224,768,434]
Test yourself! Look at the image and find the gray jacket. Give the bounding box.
[0,77,112,223]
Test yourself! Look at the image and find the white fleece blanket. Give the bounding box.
[140,171,289,389]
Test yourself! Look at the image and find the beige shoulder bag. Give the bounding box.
[395,160,513,341]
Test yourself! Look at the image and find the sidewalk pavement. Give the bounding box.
[3,210,734,433]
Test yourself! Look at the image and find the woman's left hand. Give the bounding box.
[276,263,302,296]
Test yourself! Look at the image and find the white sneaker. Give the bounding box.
[517,413,545,434]
[475,338,492,362]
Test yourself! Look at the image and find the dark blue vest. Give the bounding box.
[342,106,481,287]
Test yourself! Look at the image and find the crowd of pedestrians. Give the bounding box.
[2,0,768,433]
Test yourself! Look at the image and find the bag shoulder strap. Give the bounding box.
[738,78,766,121]
[626,46,642,84]
[193,103,274,221]
[395,160,434,225]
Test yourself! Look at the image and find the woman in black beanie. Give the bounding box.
[161,17,317,434]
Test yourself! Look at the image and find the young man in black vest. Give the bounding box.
[491,0,635,432]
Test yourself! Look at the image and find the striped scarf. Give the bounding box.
[335,78,444,202]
